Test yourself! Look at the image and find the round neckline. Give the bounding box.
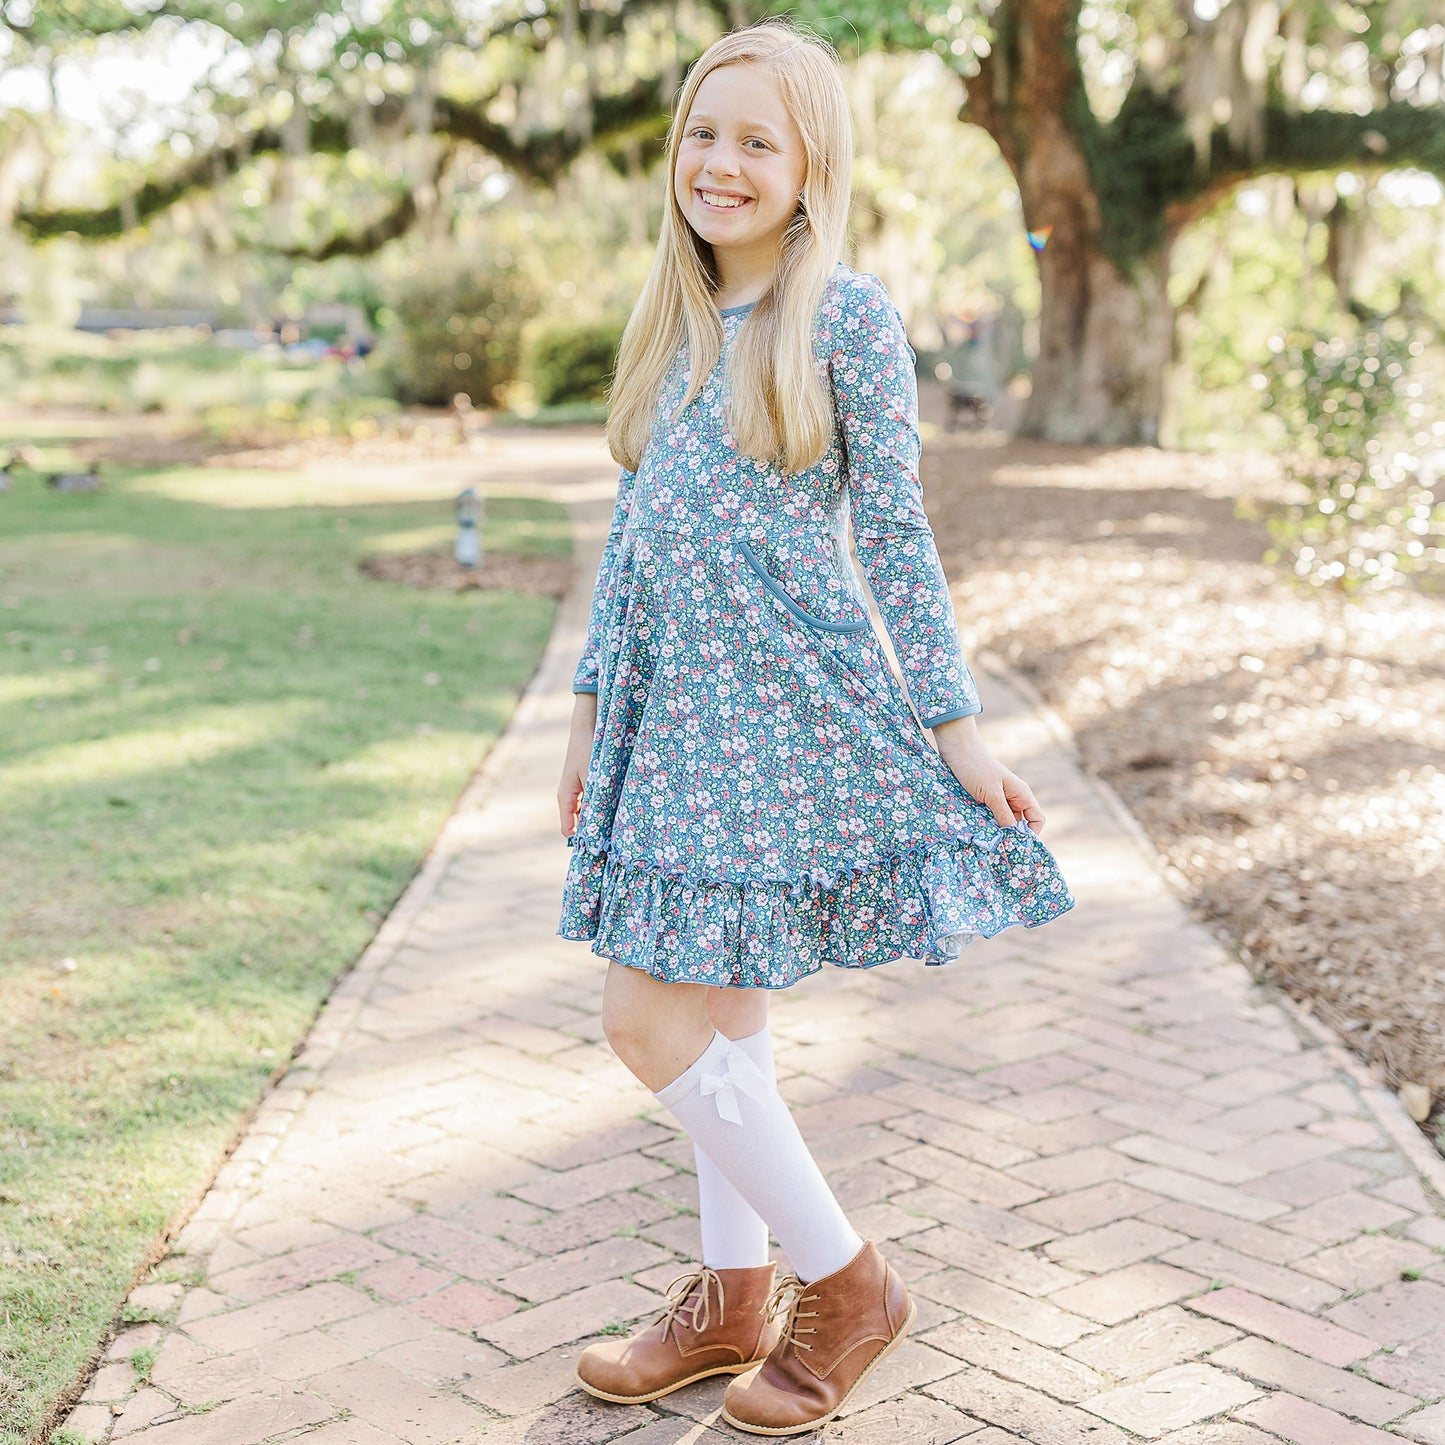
[719,300,758,316]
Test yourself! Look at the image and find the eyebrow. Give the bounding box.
[687,114,781,138]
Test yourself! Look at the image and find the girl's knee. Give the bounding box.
[600,998,646,1062]
[601,964,715,1088]
[600,965,656,1058]
[707,985,769,1039]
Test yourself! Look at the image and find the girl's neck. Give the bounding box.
[716,291,763,311]
[713,260,775,313]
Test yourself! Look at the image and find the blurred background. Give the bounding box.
[2,0,1441,460]
[1,3,1442,1442]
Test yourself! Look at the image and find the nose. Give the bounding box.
[702,138,745,176]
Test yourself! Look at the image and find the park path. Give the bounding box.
[61,430,1445,1445]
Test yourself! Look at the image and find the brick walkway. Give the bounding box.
[62,434,1445,1445]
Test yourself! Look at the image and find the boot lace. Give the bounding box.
[653,1266,723,1336]
[764,1272,820,1352]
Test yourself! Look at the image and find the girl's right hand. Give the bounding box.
[558,693,599,838]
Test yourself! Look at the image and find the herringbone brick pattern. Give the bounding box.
[61,438,1445,1445]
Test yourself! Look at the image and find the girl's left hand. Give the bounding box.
[932,716,1045,834]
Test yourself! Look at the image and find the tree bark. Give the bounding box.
[969,0,1175,443]
[1016,114,1174,443]
[1025,233,1173,445]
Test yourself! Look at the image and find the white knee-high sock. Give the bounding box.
[694,1024,774,1269]
[656,1029,864,1284]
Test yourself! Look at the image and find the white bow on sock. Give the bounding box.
[700,1043,770,1124]
[655,1029,864,1283]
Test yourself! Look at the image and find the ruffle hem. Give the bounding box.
[557,819,1076,990]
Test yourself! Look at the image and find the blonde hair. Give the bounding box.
[606,17,854,478]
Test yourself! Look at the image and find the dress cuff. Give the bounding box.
[920,703,982,728]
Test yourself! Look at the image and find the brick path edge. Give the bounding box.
[982,652,1445,1199]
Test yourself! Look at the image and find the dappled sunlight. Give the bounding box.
[976,442,1284,498]
[928,440,1445,1100]
[1319,773,1445,853]
[321,730,489,787]
[127,466,471,510]
[0,698,317,791]
[361,524,456,556]
[1,942,238,1075]
[0,413,120,444]
[0,670,101,707]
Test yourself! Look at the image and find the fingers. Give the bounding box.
[1005,774,1046,833]
[981,788,1015,830]
[557,779,583,837]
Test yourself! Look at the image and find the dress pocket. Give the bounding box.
[737,537,872,635]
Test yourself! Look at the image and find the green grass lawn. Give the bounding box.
[0,444,570,1444]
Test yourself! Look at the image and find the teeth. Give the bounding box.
[701,191,748,208]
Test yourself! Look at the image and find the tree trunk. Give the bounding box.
[967,0,1178,445]
[1022,238,1173,445]
[1010,107,1175,444]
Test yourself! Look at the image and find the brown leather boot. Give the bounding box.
[575,1262,780,1404]
[720,1239,915,1436]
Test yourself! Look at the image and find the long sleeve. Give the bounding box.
[572,464,638,694]
[828,274,981,727]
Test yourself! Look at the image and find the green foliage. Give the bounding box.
[379,254,534,408]
[1073,81,1197,273]
[524,318,626,407]
[785,0,948,56]
[1256,323,1444,593]
[131,1343,159,1384]
[1166,173,1444,452]
[487,399,610,428]
[0,326,397,440]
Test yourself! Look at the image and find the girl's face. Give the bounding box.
[674,64,808,275]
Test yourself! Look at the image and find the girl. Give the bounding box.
[554,18,1074,1436]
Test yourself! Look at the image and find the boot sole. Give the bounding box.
[719,1296,919,1437]
[574,1359,760,1405]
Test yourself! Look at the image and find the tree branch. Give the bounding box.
[13,73,676,244]
[273,186,420,262]
[962,0,1089,191]
[1164,101,1445,233]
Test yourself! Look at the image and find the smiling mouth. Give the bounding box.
[697,190,753,210]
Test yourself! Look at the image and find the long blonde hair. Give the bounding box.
[606,18,854,478]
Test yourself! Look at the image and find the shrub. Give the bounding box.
[1256,323,1444,593]
[380,256,534,408]
[525,318,626,406]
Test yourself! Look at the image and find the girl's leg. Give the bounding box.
[602,962,861,1284]
[600,959,716,1091]
[706,983,769,1040]
[578,974,778,1405]
[697,987,774,1268]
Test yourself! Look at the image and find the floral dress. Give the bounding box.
[557,261,1074,989]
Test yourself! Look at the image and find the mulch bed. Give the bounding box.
[921,436,1443,1142]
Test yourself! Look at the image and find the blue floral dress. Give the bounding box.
[558,262,1074,988]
